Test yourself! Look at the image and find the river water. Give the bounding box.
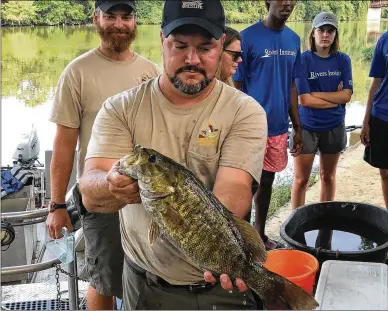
[2,22,387,175]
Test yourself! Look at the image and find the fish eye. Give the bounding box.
[148,155,157,163]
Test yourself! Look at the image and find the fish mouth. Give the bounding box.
[141,190,171,200]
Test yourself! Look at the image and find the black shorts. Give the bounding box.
[364,115,388,169]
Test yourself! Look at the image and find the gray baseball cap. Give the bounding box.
[312,12,338,29]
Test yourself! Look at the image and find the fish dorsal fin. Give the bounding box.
[148,220,161,245]
[232,215,267,263]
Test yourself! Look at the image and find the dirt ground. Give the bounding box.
[266,141,386,241]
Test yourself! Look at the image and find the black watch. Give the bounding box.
[49,202,67,213]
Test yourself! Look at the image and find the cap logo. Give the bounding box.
[322,16,333,21]
[182,0,203,9]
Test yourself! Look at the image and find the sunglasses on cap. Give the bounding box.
[224,50,243,62]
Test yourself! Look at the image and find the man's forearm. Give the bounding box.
[213,183,251,218]
[50,148,76,203]
[289,84,301,128]
[299,94,338,109]
[312,91,351,105]
[79,170,126,213]
[364,78,382,124]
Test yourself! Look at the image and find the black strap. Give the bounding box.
[124,255,216,293]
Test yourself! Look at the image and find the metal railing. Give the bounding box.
[1,208,84,310]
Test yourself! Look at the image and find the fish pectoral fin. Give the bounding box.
[232,215,267,263]
[163,205,185,227]
[148,220,161,245]
[141,189,170,200]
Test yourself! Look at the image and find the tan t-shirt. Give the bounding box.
[86,78,268,285]
[49,48,161,178]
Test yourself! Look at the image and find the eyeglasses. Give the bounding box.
[224,49,243,62]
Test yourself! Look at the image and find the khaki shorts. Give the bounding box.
[123,257,260,310]
[83,211,124,298]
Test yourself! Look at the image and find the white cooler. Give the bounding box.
[314,260,388,310]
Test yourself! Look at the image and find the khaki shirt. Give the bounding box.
[49,48,161,178]
[86,78,267,285]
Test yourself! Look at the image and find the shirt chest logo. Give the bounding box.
[198,123,219,146]
[260,48,297,58]
[308,70,341,80]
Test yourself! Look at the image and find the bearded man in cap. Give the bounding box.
[46,1,160,309]
[79,0,267,309]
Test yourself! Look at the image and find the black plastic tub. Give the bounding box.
[280,201,388,265]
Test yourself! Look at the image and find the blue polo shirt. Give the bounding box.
[369,31,388,122]
[296,51,353,132]
[233,21,301,137]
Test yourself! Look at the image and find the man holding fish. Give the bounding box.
[80,0,317,309]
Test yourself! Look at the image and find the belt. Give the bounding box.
[125,255,217,294]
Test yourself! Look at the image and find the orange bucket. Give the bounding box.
[263,249,319,294]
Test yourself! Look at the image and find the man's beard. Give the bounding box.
[96,23,137,53]
[167,65,212,95]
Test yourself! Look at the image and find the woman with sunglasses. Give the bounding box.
[216,26,242,86]
[291,12,353,211]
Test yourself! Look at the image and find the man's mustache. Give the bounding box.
[108,29,130,34]
[175,65,207,77]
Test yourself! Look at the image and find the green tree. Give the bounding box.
[329,1,355,21]
[289,1,306,22]
[0,0,379,26]
[34,1,87,25]
[136,1,164,25]
[382,8,388,19]
[1,1,37,26]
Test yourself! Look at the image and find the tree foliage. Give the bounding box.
[382,8,388,19]
[1,0,373,26]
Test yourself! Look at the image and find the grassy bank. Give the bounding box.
[268,169,319,219]
[1,1,370,26]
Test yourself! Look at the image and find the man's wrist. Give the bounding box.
[48,202,67,213]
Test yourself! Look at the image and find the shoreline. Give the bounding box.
[3,19,388,28]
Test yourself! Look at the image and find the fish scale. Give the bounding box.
[118,145,319,310]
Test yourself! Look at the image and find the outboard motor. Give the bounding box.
[12,125,40,167]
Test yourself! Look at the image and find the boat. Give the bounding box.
[1,126,88,310]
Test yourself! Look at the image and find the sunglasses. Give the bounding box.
[224,49,243,62]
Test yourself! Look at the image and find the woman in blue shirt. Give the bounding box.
[291,12,353,210]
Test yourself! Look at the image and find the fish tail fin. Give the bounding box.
[243,265,319,310]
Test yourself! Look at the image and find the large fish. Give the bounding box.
[118,145,319,310]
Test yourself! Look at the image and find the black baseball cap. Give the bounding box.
[95,0,136,12]
[161,0,225,39]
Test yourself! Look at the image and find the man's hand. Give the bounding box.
[46,208,72,239]
[204,271,249,292]
[360,122,370,147]
[290,128,302,157]
[337,81,343,91]
[107,161,141,204]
